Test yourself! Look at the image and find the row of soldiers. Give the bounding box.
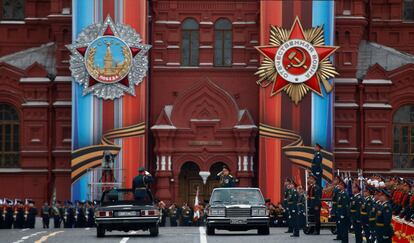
[0,199,96,229]
[0,199,37,229]
[330,175,394,243]
[159,202,206,227]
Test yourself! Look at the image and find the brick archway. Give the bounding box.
[152,78,257,203]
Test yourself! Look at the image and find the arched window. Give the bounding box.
[0,104,19,167]
[393,105,414,168]
[404,0,414,21]
[214,18,232,67]
[181,18,199,66]
[2,0,24,20]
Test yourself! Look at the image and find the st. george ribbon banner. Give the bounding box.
[259,123,334,181]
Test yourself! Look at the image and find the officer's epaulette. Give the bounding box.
[228,175,233,178]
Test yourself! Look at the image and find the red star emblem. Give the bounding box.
[256,17,338,96]
[75,25,141,88]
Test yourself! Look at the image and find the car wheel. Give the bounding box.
[97,225,105,238]
[206,225,215,235]
[149,224,159,237]
[303,226,313,235]
[258,227,270,235]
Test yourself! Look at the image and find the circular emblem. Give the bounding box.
[66,16,151,100]
[85,36,132,84]
[275,39,319,84]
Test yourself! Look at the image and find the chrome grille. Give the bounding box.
[226,207,251,217]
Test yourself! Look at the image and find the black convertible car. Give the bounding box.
[95,188,160,237]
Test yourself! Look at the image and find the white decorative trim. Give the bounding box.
[233,45,245,49]
[161,156,166,171]
[54,76,72,82]
[250,40,259,44]
[336,16,366,20]
[168,156,172,171]
[362,79,392,85]
[155,20,181,25]
[25,17,48,21]
[151,125,177,130]
[31,138,40,143]
[234,125,257,129]
[47,14,72,18]
[22,101,49,107]
[238,156,241,171]
[363,151,392,155]
[333,78,358,84]
[166,62,180,66]
[156,156,159,171]
[200,21,213,25]
[233,21,256,25]
[154,59,163,62]
[154,40,164,44]
[249,59,258,63]
[243,155,248,171]
[0,20,25,24]
[250,156,254,172]
[53,101,71,107]
[20,77,50,83]
[334,102,359,108]
[338,139,349,144]
[62,139,71,143]
[370,139,383,144]
[167,45,179,49]
[0,169,48,173]
[200,62,213,66]
[200,45,213,49]
[363,103,392,109]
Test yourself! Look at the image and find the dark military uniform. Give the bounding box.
[41,204,50,228]
[181,205,192,226]
[284,187,293,233]
[86,202,95,227]
[311,151,323,188]
[51,205,61,228]
[308,183,322,234]
[168,206,178,227]
[4,203,13,229]
[376,201,393,243]
[350,193,363,243]
[289,188,299,237]
[27,203,37,229]
[331,186,340,238]
[0,203,4,229]
[14,204,25,229]
[337,190,350,243]
[76,203,86,228]
[64,203,75,228]
[218,174,235,188]
[360,194,374,243]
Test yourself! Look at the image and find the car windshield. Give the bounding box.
[101,188,154,206]
[210,188,265,205]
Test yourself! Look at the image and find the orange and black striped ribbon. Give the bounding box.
[71,122,146,182]
[259,123,334,181]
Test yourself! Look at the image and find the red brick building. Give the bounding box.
[2,0,414,204]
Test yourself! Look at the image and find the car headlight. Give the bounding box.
[251,208,268,216]
[209,208,225,216]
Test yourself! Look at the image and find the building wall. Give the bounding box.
[0,0,71,203]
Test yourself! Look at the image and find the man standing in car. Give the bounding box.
[217,166,236,188]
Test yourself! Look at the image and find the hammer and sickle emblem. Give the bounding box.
[286,48,307,70]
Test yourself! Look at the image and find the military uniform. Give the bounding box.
[41,204,50,228]
[308,182,322,234]
[14,203,24,229]
[51,204,61,228]
[376,199,393,243]
[86,202,95,227]
[289,188,299,237]
[360,194,374,243]
[284,187,293,233]
[337,190,350,243]
[219,174,235,188]
[76,203,86,228]
[4,202,13,229]
[331,185,340,239]
[311,151,323,188]
[181,205,192,226]
[350,193,363,243]
[27,202,37,229]
[168,205,178,227]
